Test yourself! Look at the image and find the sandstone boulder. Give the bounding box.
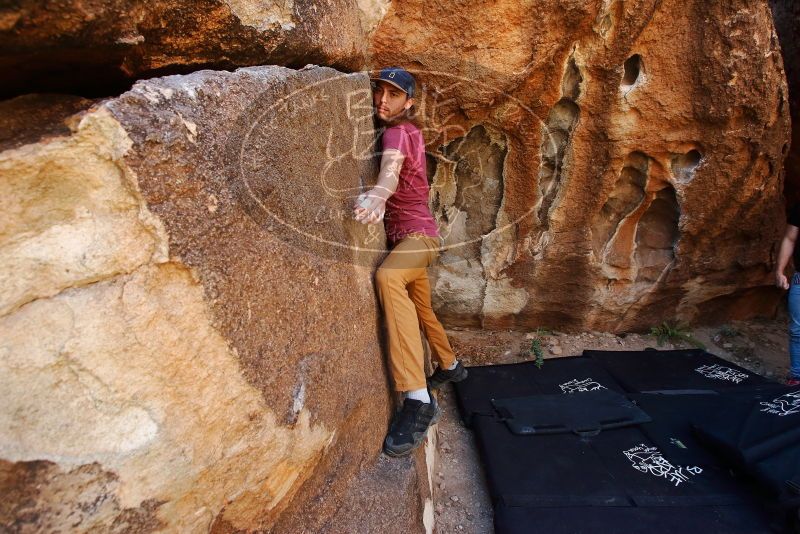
[369,0,791,331]
[0,65,434,533]
[0,0,380,98]
[770,0,800,204]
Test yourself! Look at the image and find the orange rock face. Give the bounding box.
[369,0,791,332]
[770,0,800,203]
[0,66,435,533]
[0,1,795,530]
[0,0,369,98]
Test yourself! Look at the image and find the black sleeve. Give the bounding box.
[788,204,800,228]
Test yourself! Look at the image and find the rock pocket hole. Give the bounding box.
[438,125,506,260]
[634,186,680,282]
[561,57,583,101]
[538,99,580,224]
[592,161,647,260]
[671,149,702,183]
[621,54,642,89]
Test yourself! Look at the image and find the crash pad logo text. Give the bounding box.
[694,364,749,384]
[759,390,800,417]
[559,378,607,394]
[624,444,703,487]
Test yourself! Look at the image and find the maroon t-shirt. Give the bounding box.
[380,121,439,244]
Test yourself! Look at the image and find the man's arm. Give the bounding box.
[775,224,799,289]
[353,148,404,225]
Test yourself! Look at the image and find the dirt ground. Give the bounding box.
[431,315,793,534]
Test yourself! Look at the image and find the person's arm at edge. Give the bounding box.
[776,224,799,289]
[353,148,405,224]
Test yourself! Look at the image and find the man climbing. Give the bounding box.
[353,66,468,457]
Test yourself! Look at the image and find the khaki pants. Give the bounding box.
[376,233,457,391]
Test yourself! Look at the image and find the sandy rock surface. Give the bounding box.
[0,65,435,533]
[369,0,791,332]
[2,1,799,531]
[0,0,379,98]
[770,0,800,202]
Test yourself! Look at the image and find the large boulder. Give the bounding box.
[369,0,791,331]
[770,0,800,203]
[0,66,434,533]
[0,0,382,98]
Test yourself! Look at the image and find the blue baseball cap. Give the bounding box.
[370,66,415,98]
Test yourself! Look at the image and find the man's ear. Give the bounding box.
[404,97,415,110]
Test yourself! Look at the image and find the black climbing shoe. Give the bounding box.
[383,397,441,458]
[427,361,468,390]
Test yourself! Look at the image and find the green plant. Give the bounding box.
[649,322,706,350]
[527,327,554,368]
[530,338,545,368]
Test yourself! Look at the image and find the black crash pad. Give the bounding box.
[472,415,750,508]
[629,392,729,468]
[472,416,629,507]
[692,385,800,466]
[751,445,800,507]
[453,357,625,426]
[492,389,651,436]
[494,502,773,534]
[586,349,773,393]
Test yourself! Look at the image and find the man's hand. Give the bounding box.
[776,270,790,290]
[353,190,387,225]
[352,148,403,225]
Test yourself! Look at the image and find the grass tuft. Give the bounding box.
[649,322,706,350]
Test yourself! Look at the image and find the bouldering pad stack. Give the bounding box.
[453,349,799,534]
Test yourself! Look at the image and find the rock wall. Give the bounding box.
[770,0,800,204]
[0,66,434,533]
[0,0,376,98]
[0,0,795,530]
[3,1,790,333]
[369,0,791,332]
